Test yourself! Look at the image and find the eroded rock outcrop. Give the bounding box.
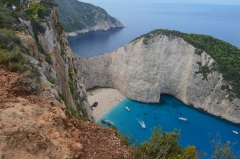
[75,34,240,123]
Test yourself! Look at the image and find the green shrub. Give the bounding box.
[48,78,55,84]
[0,28,21,51]
[59,93,68,106]
[68,81,74,94]
[76,102,89,120]
[24,0,56,19]
[0,49,39,78]
[30,18,46,34]
[68,68,73,80]
[68,106,77,117]
[45,53,52,65]
[130,126,196,159]
[211,133,239,159]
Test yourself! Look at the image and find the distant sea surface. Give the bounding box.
[68,3,240,57]
[99,94,240,157]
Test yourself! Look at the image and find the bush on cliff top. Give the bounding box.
[133,29,240,99]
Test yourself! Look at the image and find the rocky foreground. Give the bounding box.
[0,67,129,159]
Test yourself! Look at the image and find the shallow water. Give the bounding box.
[98,94,240,157]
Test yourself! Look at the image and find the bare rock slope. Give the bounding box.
[0,68,129,158]
[76,33,240,124]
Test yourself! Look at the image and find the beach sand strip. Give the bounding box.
[87,88,125,121]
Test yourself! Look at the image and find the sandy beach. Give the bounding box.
[87,88,125,121]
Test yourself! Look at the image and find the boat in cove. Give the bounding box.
[233,130,238,135]
[179,117,187,121]
[101,119,114,126]
[137,117,146,128]
[126,107,130,111]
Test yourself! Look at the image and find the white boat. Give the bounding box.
[233,130,238,134]
[125,107,130,111]
[179,117,187,121]
[137,118,146,128]
[141,122,146,128]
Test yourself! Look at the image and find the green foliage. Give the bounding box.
[0,28,20,50]
[195,48,204,55]
[68,68,73,80]
[133,29,240,98]
[68,81,74,94]
[25,2,43,18]
[25,0,53,19]
[29,18,46,54]
[0,29,38,77]
[48,78,55,84]
[0,7,28,31]
[54,21,64,36]
[76,102,89,120]
[54,0,114,32]
[195,64,211,80]
[0,49,38,76]
[59,93,68,106]
[68,106,77,117]
[45,53,52,65]
[130,126,196,159]
[30,18,46,34]
[211,133,239,159]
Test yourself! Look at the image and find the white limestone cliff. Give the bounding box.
[75,35,240,124]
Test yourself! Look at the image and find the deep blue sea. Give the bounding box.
[68,3,240,57]
[67,1,240,156]
[98,94,240,157]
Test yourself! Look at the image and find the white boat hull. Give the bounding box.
[233,130,238,134]
[179,117,187,121]
[125,107,130,111]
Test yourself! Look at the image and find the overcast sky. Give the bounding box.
[81,0,240,5]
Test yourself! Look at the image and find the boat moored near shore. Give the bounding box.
[101,119,114,126]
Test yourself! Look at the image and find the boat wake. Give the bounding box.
[136,117,146,128]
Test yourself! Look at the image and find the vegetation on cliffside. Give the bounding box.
[133,29,240,99]
[54,0,123,32]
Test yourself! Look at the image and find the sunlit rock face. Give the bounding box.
[75,35,240,123]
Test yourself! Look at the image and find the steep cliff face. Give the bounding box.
[17,5,92,119]
[0,2,130,158]
[75,34,240,123]
[54,0,124,36]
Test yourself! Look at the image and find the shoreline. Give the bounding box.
[87,88,125,121]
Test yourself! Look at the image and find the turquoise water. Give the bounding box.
[98,94,240,156]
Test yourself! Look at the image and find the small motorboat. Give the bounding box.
[141,123,146,128]
[125,107,130,111]
[101,119,114,126]
[232,130,238,134]
[179,117,187,121]
[136,117,146,128]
